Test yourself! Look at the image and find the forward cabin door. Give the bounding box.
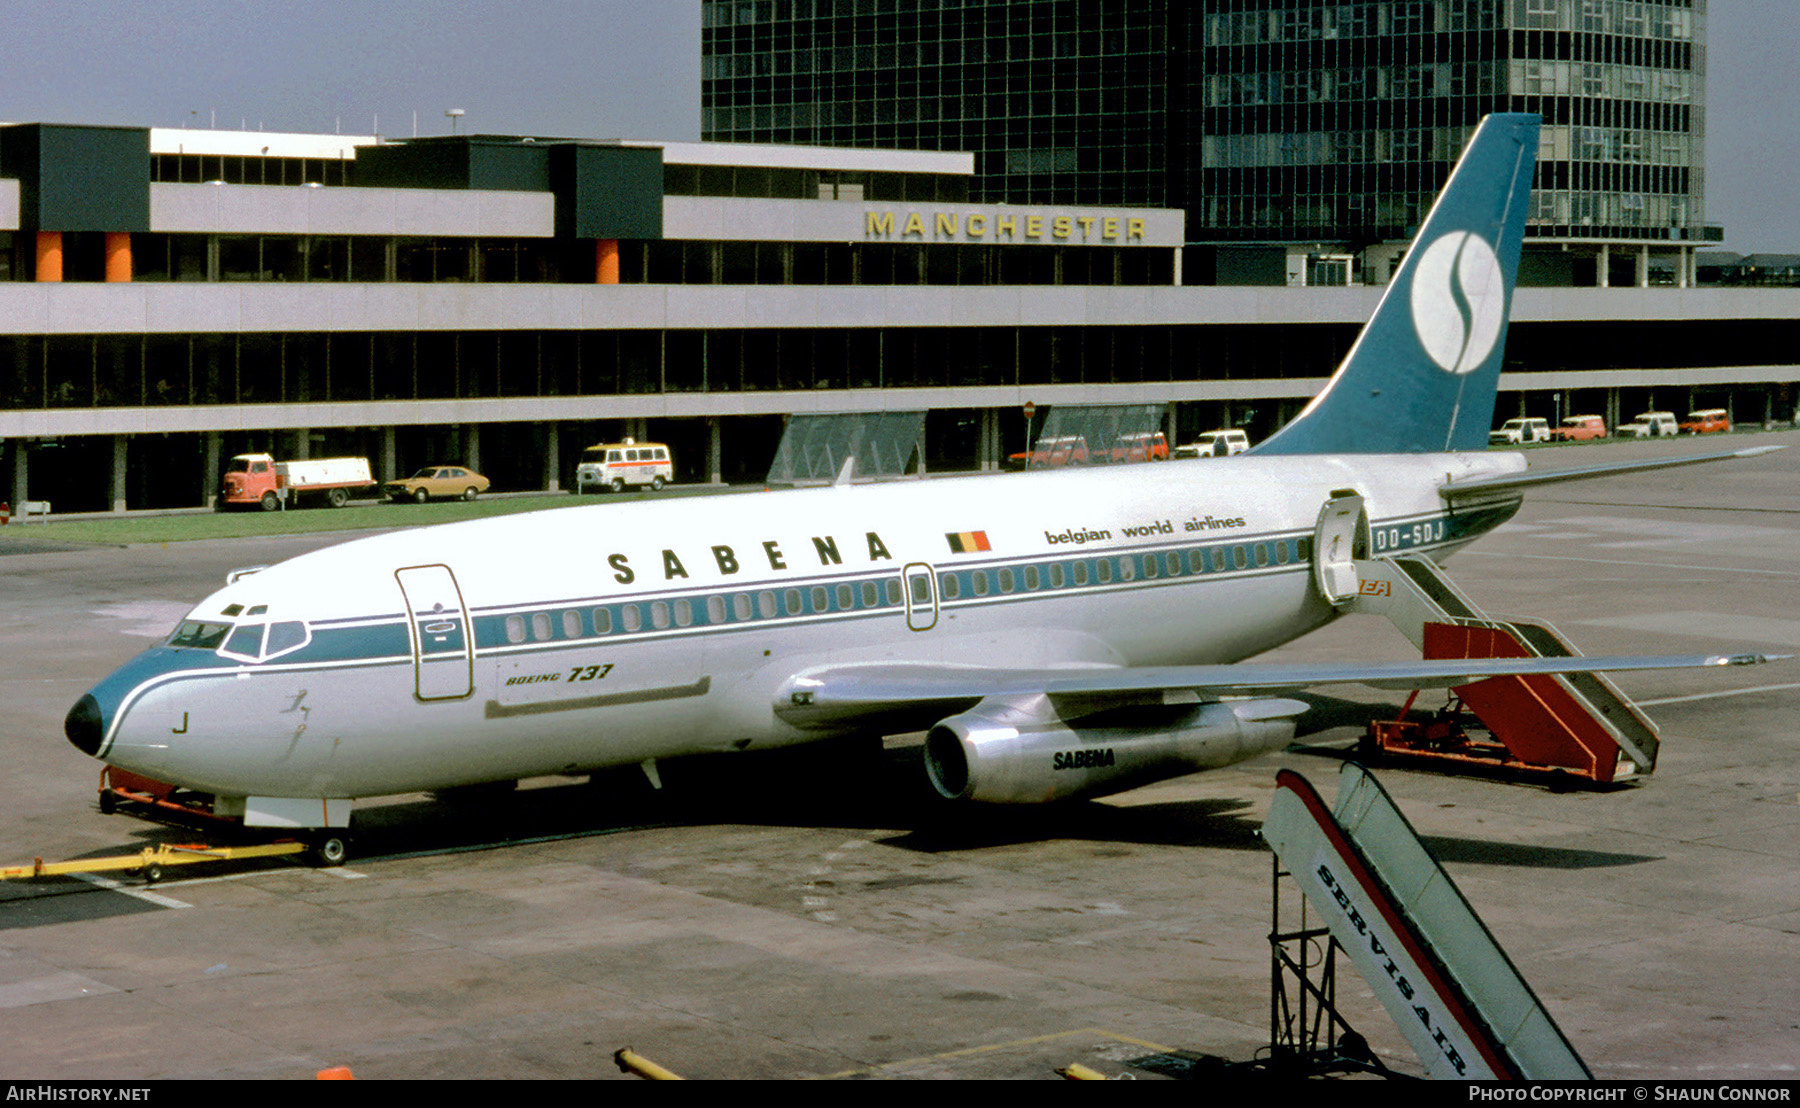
[1312,492,1368,606]
[395,564,474,700]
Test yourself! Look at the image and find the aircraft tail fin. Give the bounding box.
[1253,113,1539,456]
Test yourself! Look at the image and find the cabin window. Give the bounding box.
[997,567,1015,593]
[862,581,879,607]
[505,615,527,643]
[886,578,903,605]
[1097,560,1113,583]
[838,583,855,610]
[1274,541,1290,565]
[1212,548,1229,572]
[1072,562,1089,586]
[910,574,930,604]
[621,605,643,632]
[1024,565,1040,590]
[562,611,583,638]
[784,589,802,615]
[939,573,961,599]
[708,596,727,623]
[1233,546,1249,570]
[1048,564,1065,588]
[1167,552,1182,576]
[1254,543,1269,567]
[734,594,753,620]
[1189,550,1206,574]
[758,591,777,618]
[1119,557,1136,582]
[650,601,671,629]
[810,586,828,611]
[532,613,553,641]
[1141,556,1156,579]
[593,608,613,634]
[674,600,693,627]
[1295,537,1311,561]
[971,572,989,596]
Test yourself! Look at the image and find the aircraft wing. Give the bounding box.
[1441,444,1784,501]
[774,652,1783,730]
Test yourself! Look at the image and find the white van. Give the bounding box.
[1176,429,1250,458]
[575,439,674,493]
[1488,417,1551,445]
[1617,411,1679,438]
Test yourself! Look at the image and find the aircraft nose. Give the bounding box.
[65,693,104,756]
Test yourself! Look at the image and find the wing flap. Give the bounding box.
[775,653,1784,730]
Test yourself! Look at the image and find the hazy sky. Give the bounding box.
[4,1,1795,252]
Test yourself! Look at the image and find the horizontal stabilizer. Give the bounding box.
[1441,444,1785,500]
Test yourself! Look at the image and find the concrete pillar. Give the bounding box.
[979,408,999,472]
[105,232,132,282]
[380,426,397,483]
[1677,246,1691,289]
[544,423,561,492]
[596,239,620,284]
[465,425,481,473]
[203,432,222,508]
[1172,246,1183,287]
[1597,243,1610,288]
[35,232,63,282]
[1606,388,1620,432]
[707,419,723,485]
[10,441,27,507]
[1636,245,1650,288]
[111,436,128,514]
[292,429,310,460]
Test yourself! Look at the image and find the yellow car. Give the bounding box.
[385,465,490,503]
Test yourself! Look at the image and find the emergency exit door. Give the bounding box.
[395,564,473,700]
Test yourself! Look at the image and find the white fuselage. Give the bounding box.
[86,452,1524,802]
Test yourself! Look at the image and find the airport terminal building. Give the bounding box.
[0,119,1795,513]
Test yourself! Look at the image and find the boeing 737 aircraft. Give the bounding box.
[64,115,1780,861]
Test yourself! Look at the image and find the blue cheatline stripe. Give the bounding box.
[144,507,1514,676]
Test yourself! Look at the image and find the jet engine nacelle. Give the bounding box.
[923,694,1305,804]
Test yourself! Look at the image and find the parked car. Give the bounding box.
[1617,411,1679,438]
[1007,435,1090,468]
[386,465,490,503]
[1552,415,1608,442]
[1176,429,1251,458]
[1680,408,1731,434]
[1108,431,1169,463]
[1489,417,1551,445]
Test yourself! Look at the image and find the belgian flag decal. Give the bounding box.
[945,531,991,554]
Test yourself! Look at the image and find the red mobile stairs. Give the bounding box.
[1345,554,1660,785]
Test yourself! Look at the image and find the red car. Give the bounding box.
[1552,415,1607,442]
[1680,409,1731,434]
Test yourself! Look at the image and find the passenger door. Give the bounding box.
[395,564,473,700]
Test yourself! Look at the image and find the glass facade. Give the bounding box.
[702,0,1713,252]
[702,0,1173,208]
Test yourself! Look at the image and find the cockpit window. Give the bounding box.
[170,621,232,649]
[264,621,309,658]
[223,623,266,659]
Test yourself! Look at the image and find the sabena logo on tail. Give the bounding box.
[1252,113,1539,456]
[1410,230,1505,377]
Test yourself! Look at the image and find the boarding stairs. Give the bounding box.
[1342,553,1659,784]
